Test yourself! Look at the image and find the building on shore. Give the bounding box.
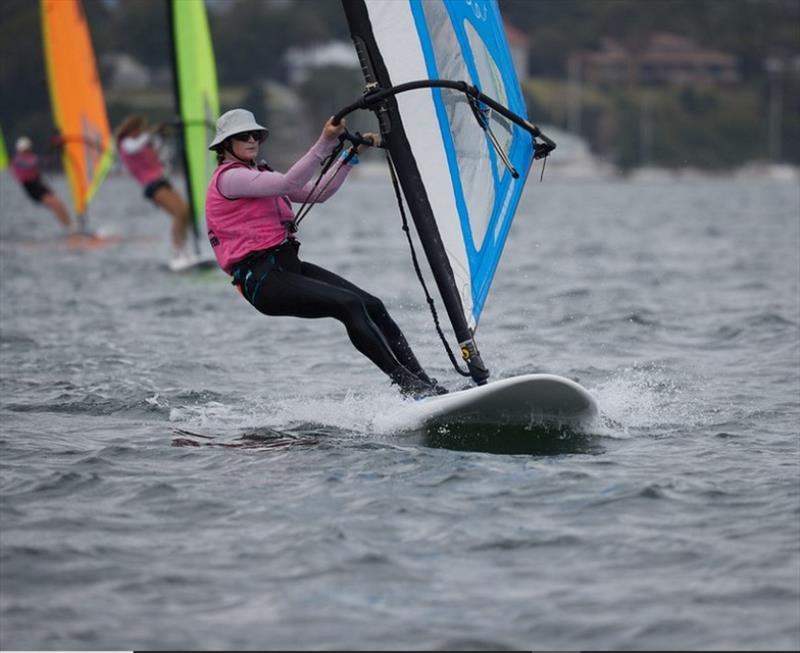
[570,33,739,88]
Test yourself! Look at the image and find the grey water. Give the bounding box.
[1,165,798,651]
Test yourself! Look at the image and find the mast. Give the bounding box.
[166,0,199,251]
[341,0,490,385]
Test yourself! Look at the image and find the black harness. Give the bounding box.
[230,239,298,302]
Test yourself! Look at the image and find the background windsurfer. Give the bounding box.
[205,108,447,399]
[10,136,74,234]
[114,114,192,270]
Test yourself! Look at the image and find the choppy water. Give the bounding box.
[1,166,798,650]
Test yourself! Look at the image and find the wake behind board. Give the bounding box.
[375,374,598,433]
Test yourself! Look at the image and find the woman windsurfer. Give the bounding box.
[205,108,447,398]
[11,137,74,233]
[115,114,193,270]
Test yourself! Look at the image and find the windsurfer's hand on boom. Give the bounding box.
[355,133,381,153]
[323,116,346,140]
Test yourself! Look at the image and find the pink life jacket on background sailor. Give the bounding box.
[11,151,41,183]
[117,135,164,187]
[205,161,296,274]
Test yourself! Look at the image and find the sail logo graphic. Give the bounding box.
[464,0,488,21]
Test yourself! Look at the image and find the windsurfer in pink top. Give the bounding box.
[206,108,447,398]
[115,115,191,269]
[10,136,74,233]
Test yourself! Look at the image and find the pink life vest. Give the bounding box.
[117,139,164,187]
[11,151,41,183]
[205,161,296,274]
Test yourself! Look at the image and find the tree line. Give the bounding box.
[1,0,797,169]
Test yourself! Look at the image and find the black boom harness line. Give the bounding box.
[384,149,473,378]
[286,130,378,234]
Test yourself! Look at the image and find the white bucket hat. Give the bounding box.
[208,108,268,150]
[15,136,32,152]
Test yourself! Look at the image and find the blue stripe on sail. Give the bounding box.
[408,0,534,326]
[407,4,473,251]
[453,1,533,320]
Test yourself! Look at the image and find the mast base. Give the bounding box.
[460,337,490,386]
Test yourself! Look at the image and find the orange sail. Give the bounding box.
[41,0,112,219]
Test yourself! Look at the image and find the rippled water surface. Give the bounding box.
[1,168,798,650]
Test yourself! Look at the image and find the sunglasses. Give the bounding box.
[231,130,264,143]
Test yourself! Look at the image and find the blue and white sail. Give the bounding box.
[341,0,552,385]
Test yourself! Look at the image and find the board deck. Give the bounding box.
[14,233,159,252]
[166,255,218,273]
[65,233,127,250]
[374,373,598,432]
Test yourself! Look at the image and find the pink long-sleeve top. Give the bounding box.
[117,133,164,186]
[206,133,355,274]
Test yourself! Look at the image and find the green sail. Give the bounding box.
[169,0,220,246]
[0,127,8,171]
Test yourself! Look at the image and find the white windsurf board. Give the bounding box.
[166,254,218,273]
[374,373,598,432]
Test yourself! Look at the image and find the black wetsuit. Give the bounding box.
[21,178,51,203]
[232,240,443,394]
